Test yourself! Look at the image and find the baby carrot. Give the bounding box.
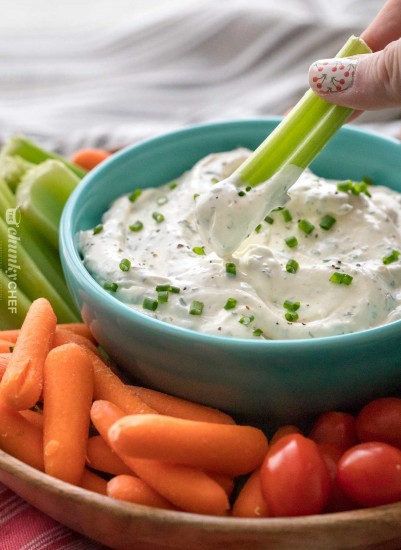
[0,340,16,353]
[232,468,269,518]
[270,425,302,446]
[0,404,44,470]
[109,414,268,476]
[20,409,44,429]
[43,343,94,485]
[80,468,108,495]
[0,324,96,344]
[0,298,57,410]
[107,474,176,510]
[52,328,100,356]
[87,350,156,415]
[86,435,132,476]
[128,385,235,425]
[0,354,10,381]
[71,148,111,171]
[90,400,230,515]
[208,472,235,497]
[0,330,20,343]
[56,323,96,343]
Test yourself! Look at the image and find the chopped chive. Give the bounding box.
[239,314,254,326]
[238,190,246,197]
[152,212,165,223]
[189,300,204,315]
[224,297,237,310]
[225,262,237,276]
[382,250,400,265]
[129,189,142,202]
[119,258,131,272]
[129,220,144,232]
[156,195,168,206]
[93,224,103,235]
[169,181,177,190]
[329,272,353,285]
[245,185,252,192]
[319,215,336,231]
[285,236,298,248]
[193,193,200,200]
[103,281,118,292]
[298,219,315,235]
[362,176,374,186]
[286,259,299,274]
[337,179,371,198]
[192,246,205,255]
[272,206,284,211]
[281,209,293,222]
[158,290,169,303]
[253,328,263,337]
[337,180,352,193]
[264,215,274,224]
[9,346,14,352]
[285,311,299,322]
[155,284,180,294]
[169,285,180,294]
[211,177,219,184]
[283,300,300,312]
[155,284,170,292]
[143,297,158,311]
[255,224,262,234]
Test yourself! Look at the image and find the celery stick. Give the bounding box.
[0,216,79,322]
[0,153,34,192]
[0,269,32,329]
[16,160,80,250]
[237,36,372,186]
[3,135,87,179]
[0,178,77,312]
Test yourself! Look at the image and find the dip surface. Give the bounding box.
[79,149,401,339]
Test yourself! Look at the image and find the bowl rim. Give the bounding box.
[60,117,401,350]
[2,447,401,534]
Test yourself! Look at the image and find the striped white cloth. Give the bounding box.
[0,0,398,156]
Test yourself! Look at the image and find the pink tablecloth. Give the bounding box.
[0,483,106,550]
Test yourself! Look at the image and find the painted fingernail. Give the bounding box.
[309,58,357,94]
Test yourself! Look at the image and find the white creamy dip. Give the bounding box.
[79,149,401,339]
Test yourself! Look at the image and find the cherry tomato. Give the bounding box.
[337,441,401,507]
[270,424,302,446]
[356,397,401,448]
[317,442,357,513]
[309,411,358,450]
[260,434,331,517]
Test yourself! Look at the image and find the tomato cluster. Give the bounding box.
[234,397,401,517]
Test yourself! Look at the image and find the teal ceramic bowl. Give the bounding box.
[60,118,401,424]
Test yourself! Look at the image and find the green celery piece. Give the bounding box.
[0,269,32,329]
[0,153,34,192]
[2,135,87,179]
[0,215,79,322]
[0,177,77,313]
[237,36,372,186]
[16,160,80,250]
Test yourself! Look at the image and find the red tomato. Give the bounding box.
[337,442,401,507]
[317,442,358,513]
[260,434,331,517]
[309,411,358,450]
[356,397,401,448]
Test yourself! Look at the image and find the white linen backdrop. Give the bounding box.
[0,0,399,155]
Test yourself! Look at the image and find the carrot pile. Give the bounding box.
[2,297,401,518]
[0,298,268,516]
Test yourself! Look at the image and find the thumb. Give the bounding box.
[308,39,401,111]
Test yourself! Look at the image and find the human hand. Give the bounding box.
[308,0,401,110]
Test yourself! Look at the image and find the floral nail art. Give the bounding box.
[309,58,357,94]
